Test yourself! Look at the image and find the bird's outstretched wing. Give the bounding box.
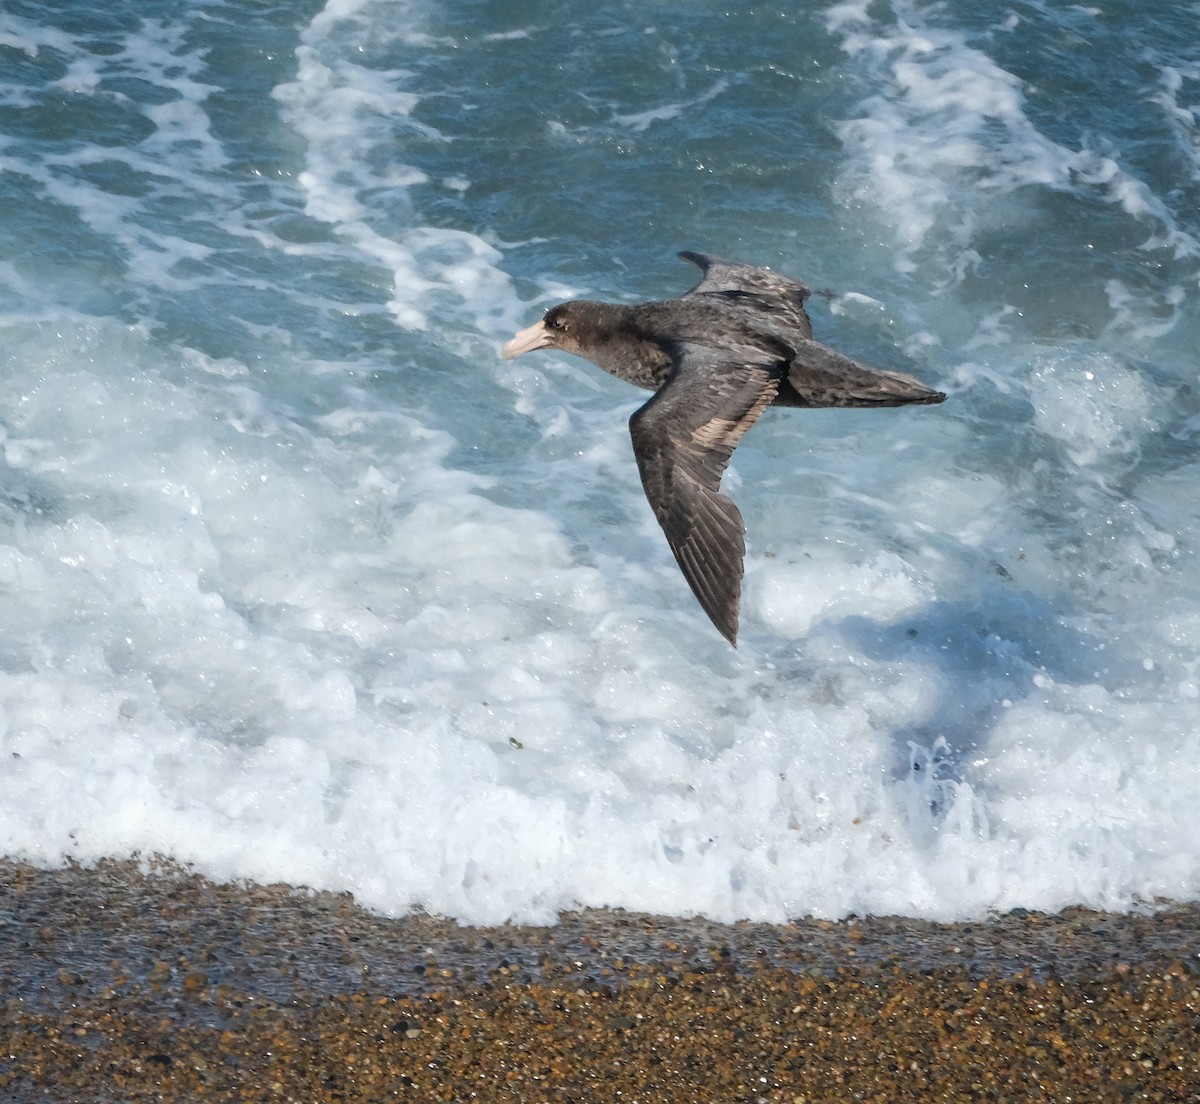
[678,250,813,339]
[629,341,781,646]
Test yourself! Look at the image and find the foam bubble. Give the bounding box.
[752,551,931,637]
[1029,351,1156,469]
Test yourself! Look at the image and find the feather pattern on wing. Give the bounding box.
[629,341,782,646]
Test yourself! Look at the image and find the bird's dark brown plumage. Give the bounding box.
[501,252,945,646]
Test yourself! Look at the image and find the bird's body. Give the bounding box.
[501,252,945,646]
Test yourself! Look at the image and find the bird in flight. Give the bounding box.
[502,251,945,647]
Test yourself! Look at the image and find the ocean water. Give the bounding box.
[1,0,1198,926]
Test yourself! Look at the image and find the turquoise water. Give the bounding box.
[1,0,1198,923]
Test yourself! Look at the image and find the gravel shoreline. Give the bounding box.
[1,859,1197,1102]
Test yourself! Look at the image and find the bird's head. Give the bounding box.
[501,301,612,361]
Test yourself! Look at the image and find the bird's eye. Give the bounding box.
[545,311,567,332]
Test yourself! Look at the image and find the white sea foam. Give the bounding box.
[826,0,1200,297]
[0,0,1198,928]
[0,13,78,60]
[273,3,525,338]
[752,551,931,638]
[613,79,730,133]
[1029,351,1155,469]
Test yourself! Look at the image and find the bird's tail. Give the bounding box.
[782,339,946,408]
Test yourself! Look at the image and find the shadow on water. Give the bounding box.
[822,576,1135,833]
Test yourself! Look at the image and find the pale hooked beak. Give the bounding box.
[501,320,553,359]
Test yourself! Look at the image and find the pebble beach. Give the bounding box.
[1,860,1197,1102]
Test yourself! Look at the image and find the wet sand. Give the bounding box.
[0,858,1197,1102]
